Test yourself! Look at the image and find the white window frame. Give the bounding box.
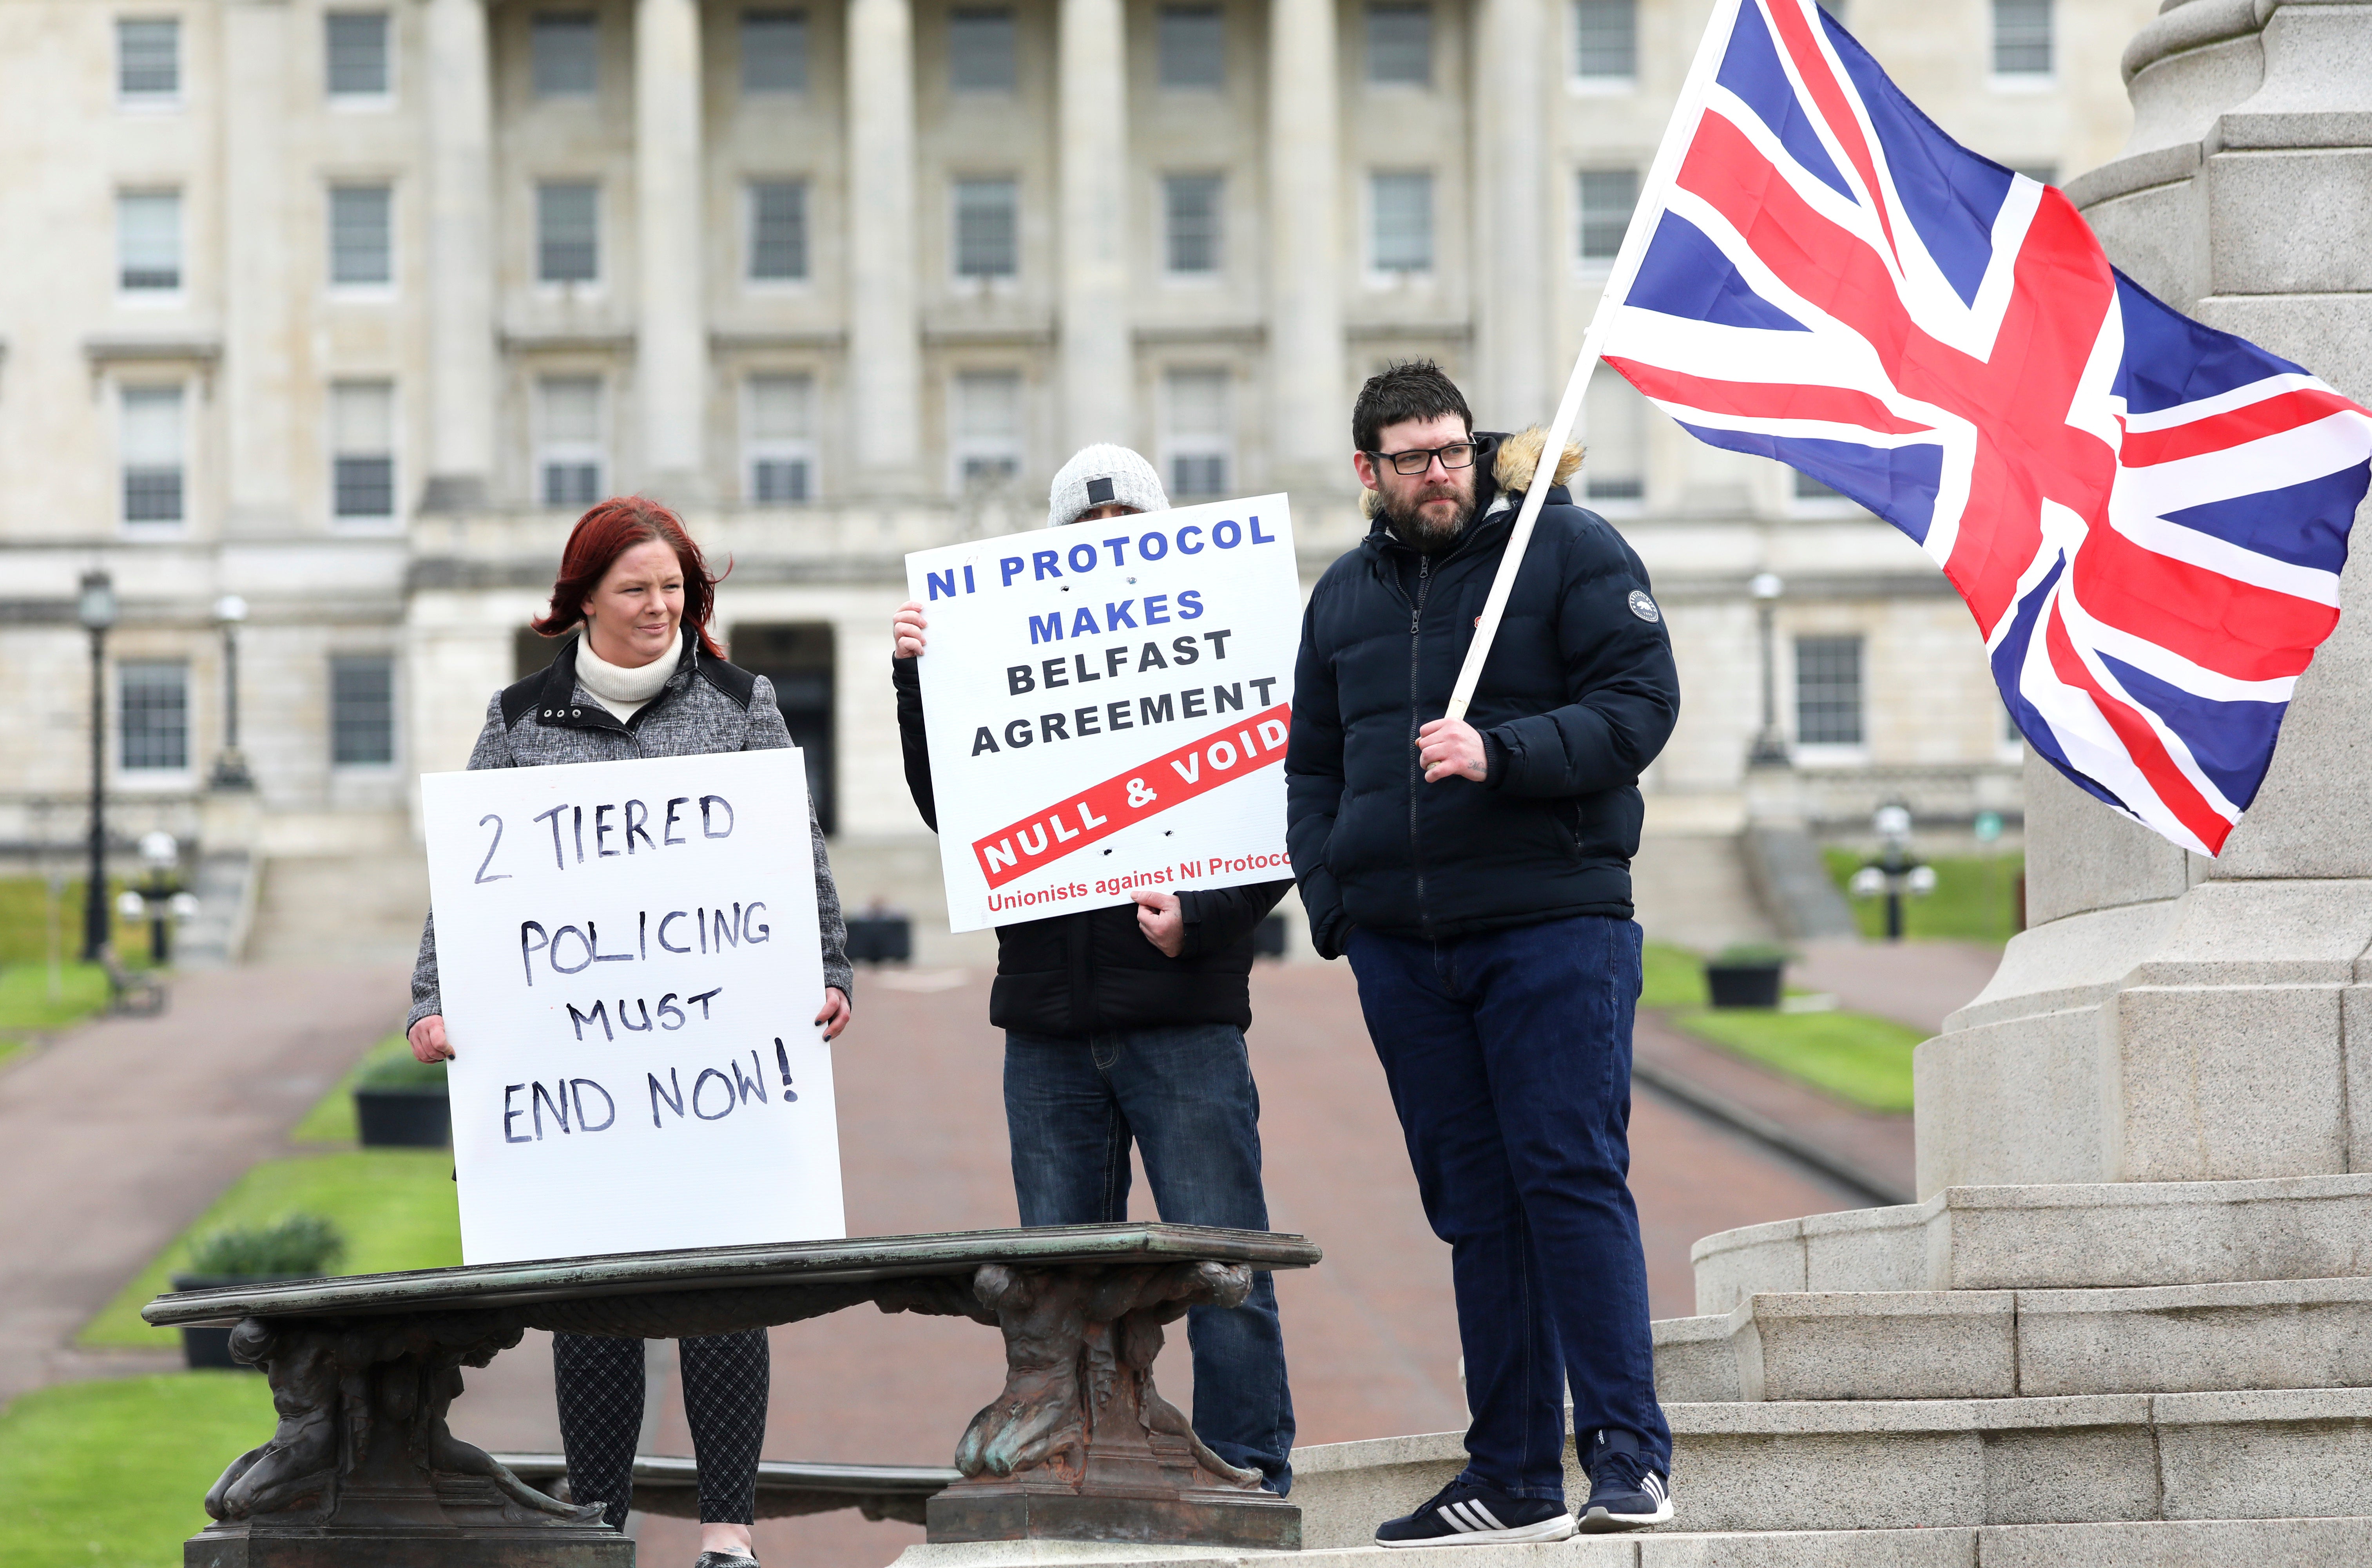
[116,189,185,303]
[116,16,182,108]
[1574,167,1637,280]
[948,7,1018,93]
[535,180,602,290]
[117,659,196,785]
[326,182,396,296]
[739,9,810,95]
[745,179,810,286]
[1989,0,2053,88]
[536,375,607,509]
[1155,4,1225,91]
[118,381,190,533]
[329,652,400,770]
[324,10,395,106]
[1161,368,1233,500]
[1789,632,1870,765]
[1569,0,1637,93]
[329,379,400,528]
[1367,170,1435,281]
[1162,172,1224,280]
[949,370,1024,493]
[530,11,601,98]
[1580,373,1645,514]
[1785,462,1861,518]
[951,176,1020,285]
[743,373,819,504]
[1364,2,1432,89]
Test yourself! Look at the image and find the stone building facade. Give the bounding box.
[0,0,2151,956]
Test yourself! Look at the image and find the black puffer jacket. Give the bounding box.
[1286,429,1680,958]
[893,656,1289,1037]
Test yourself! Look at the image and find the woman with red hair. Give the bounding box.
[405,496,851,1566]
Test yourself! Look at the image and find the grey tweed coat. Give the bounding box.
[407,629,853,1029]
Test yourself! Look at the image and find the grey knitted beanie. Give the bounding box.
[1047,444,1169,529]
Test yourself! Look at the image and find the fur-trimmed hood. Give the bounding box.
[1359,427,1587,519]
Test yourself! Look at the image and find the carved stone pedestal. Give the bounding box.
[180,1312,626,1568]
[926,1261,1299,1549]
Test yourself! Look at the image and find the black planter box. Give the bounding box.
[1705,961,1785,1010]
[846,914,913,964]
[355,1085,452,1148]
[170,1273,310,1369]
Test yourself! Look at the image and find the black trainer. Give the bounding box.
[1374,1477,1576,1548]
[1577,1428,1672,1532]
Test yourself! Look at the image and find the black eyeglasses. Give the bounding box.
[1368,441,1478,476]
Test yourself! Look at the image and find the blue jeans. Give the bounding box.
[1347,915,1669,1500]
[1004,1024,1296,1493]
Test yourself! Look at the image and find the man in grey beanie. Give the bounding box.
[889,445,1299,1493]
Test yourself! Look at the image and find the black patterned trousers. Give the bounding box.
[552,1329,770,1528]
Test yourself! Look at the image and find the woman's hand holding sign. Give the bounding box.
[815,986,852,1040]
[893,601,929,660]
[409,1014,453,1063]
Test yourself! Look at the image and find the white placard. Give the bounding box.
[421,748,843,1265]
[905,495,1302,932]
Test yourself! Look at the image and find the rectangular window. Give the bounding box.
[2014,164,2059,187]
[118,191,182,292]
[1163,174,1222,275]
[1577,168,1636,270]
[330,654,396,766]
[949,8,1017,91]
[531,11,599,96]
[745,373,816,503]
[741,9,809,92]
[328,185,393,287]
[536,181,599,283]
[1366,3,1430,86]
[1164,369,1231,498]
[952,370,1022,487]
[1157,5,1224,89]
[118,18,180,100]
[1794,635,1865,746]
[953,177,1019,279]
[747,180,809,281]
[331,381,396,520]
[120,385,186,525]
[1370,172,1433,275]
[1573,0,1636,81]
[120,661,190,772]
[326,12,391,97]
[1993,0,2051,76]
[538,376,604,507]
[1794,467,1841,500]
[1583,375,1644,502]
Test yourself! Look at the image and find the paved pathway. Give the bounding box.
[444,961,1862,1567]
[0,963,409,1414]
[1790,939,2004,1035]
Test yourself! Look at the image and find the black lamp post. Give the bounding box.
[1849,802,1937,942]
[77,570,118,962]
[208,593,254,790]
[1746,571,1790,767]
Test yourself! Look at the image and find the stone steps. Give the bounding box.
[1653,1276,2372,1402]
[892,1514,2372,1566]
[1691,1173,2372,1312]
[1287,1388,2372,1546]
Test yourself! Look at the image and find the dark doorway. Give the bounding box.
[732,623,837,834]
[515,627,560,682]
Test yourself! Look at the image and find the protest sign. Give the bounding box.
[905,495,1300,932]
[420,748,843,1265]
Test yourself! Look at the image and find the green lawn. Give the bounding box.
[0,963,113,1044]
[288,1032,413,1145]
[1824,849,2024,945]
[1670,1006,1923,1113]
[0,878,157,968]
[1640,941,1710,1009]
[80,1150,462,1348]
[0,1373,272,1568]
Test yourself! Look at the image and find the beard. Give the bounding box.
[1378,484,1477,554]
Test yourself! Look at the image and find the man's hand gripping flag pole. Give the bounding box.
[1444,0,1745,722]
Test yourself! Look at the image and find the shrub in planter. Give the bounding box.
[172,1214,346,1369]
[1704,943,1791,1010]
[354,1052,451,1148]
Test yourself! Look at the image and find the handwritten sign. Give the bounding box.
[421,748,843,1265]
[906,495,1301,932]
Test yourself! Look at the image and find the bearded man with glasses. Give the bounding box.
[1285,360,1682,1543]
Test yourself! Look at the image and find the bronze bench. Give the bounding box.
[145,1222,1321,1566]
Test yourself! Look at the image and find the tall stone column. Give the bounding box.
[1266,0,1345,494]
[1058,0,1132,453]
[421,0,495,512]
[636,0,708,501]
[1914,0,2372,1193]
[1472,0,1549,428]
[846,0,923,496]
[222,0,297,535]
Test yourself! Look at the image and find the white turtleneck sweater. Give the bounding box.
[574,634,677,722]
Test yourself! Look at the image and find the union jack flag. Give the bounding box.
[1595,0,2372,854]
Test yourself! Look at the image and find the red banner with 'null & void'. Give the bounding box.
[971,703,1290,888]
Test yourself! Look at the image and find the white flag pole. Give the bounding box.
[1444,0,1750,722]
